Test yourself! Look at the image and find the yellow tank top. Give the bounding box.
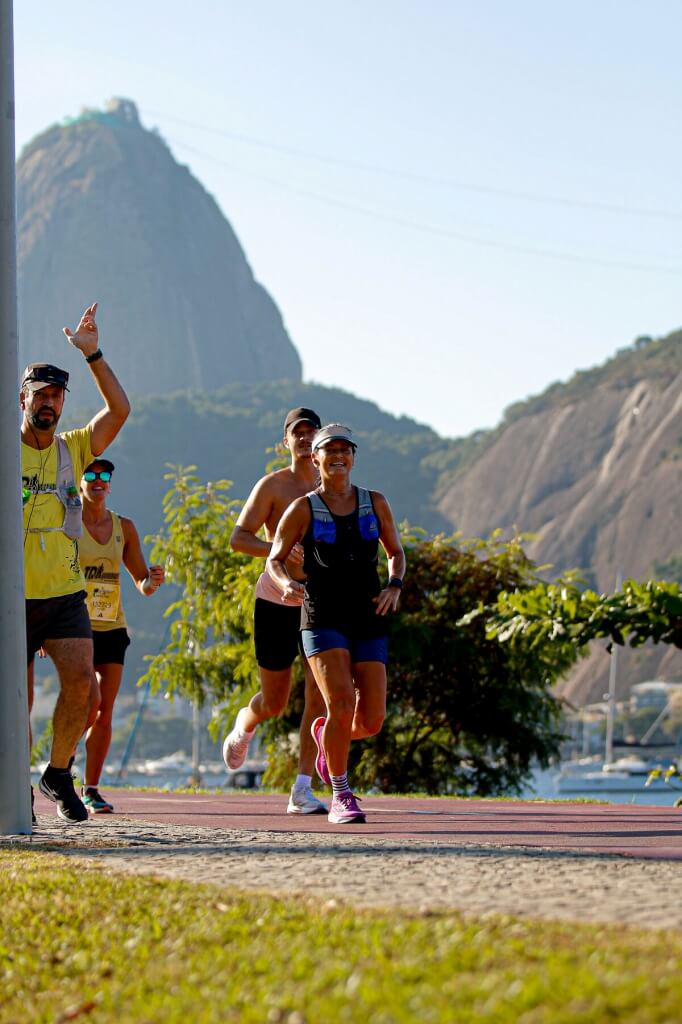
[79,510,127,631]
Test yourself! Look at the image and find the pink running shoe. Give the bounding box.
[328,790,365,825]
[310,716,331,786]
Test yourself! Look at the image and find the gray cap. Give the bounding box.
[312,424,357,451]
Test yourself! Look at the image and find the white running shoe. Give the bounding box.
[286,784,328,815]
[222,708,254,770]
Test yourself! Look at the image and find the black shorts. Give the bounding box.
[254,598,302,671]
[26,590,92,664]
[92,627,131,667]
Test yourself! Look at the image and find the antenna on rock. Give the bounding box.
[105,98,140,124]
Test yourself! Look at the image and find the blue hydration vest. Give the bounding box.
[308,487,379,546]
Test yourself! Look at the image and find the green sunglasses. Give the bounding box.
[83,470,112,482]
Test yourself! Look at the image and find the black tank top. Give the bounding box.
[301,488,385,636]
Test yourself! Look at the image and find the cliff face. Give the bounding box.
[17,99,301,394]
[437,334,682,704]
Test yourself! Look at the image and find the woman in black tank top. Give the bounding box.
[267,424,405,825]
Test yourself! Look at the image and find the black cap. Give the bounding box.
[21,363,70,392]
[283,407,322,433]
[84,458,115,475]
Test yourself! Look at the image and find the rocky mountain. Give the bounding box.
[437,331,682,705]
[17,98,301,394]
[17,99,681,708]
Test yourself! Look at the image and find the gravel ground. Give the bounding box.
[5,813,682,931]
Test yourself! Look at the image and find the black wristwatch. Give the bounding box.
[388,576,403,590]
[86,348,103,364]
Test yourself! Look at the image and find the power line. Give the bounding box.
[167,136,682,277]
[145,107,682,223]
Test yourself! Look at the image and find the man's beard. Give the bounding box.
[30,408,58,431]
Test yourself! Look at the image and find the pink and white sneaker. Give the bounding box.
[328,790,365,825]
[310,716,331,786]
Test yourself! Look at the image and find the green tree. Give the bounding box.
[479,577,682,654]
[140,466,260,716]
[347,532,569,796]
[141,469,682,798]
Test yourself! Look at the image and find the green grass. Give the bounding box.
[2,851,681,1023]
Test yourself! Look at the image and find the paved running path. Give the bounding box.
[12,790,682,930]
[33,789,682,859]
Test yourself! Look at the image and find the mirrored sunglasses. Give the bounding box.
[83,470,112,482]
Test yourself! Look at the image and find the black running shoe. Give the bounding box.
[39,767,88,824]
[31,784,36,826]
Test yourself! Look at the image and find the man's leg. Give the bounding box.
[38,636,94,824]
[223,668,291,770]
[42,637,94,768]
[242,667,292,730]
[287,659,328,815]
[298,658,326,776]
[224,599,296,770]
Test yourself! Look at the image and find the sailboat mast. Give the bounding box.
[604,570,623,765]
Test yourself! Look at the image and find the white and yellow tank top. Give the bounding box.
[79,510,127,631]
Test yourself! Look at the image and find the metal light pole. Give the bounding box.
[604,570,623,767]
[0,0,31,834]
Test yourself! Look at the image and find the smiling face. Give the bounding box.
[20,383,65,432]
[312,440,356,481]
[80,462,113,504]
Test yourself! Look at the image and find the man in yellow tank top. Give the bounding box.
[22,303,130,824]
[78,459,165,813]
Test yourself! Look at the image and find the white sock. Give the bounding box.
[294,774,312,789]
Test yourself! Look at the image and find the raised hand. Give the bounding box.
[63,302,99,357]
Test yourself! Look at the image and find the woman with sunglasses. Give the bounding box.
[77,458,165,812]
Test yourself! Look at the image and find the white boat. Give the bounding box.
[555,755,681,795]
[138,751,192,775]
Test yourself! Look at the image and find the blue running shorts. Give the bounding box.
[301,627,388,665]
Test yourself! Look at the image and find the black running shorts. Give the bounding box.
[26,590,92,663]
[92,627,131,667]
[254,598,302,671]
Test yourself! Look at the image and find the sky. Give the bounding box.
[13,2,682,439]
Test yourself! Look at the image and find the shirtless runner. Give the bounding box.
[222,407,327,814]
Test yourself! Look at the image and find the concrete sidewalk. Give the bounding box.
[6,790,682,930]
